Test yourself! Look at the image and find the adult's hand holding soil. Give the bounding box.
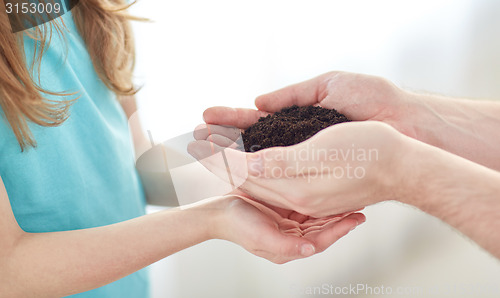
[202,71,419,139]
[203,71,500,171]
[189,121,409,217]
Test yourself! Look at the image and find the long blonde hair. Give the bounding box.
[0,0,140,151]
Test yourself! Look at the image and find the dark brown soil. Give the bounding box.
[242,105,351,152]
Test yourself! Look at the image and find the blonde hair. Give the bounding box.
[0,0,141,151]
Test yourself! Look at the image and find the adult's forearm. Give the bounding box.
[1,200,221,297]
[408,92,500,170]
[401,138,500,258]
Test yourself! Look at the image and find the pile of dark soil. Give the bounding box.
[242,105,351,152]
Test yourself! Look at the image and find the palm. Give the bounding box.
[223,193,363,264]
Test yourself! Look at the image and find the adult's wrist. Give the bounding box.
[392,136,445,208]
[400,91,477,153]
[397,90,443,146]
[395,136,497,217]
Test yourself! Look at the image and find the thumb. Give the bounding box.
[255,74,327,112]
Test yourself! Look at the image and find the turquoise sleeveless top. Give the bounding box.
[0,10,150,298]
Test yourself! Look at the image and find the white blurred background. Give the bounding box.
[129,1,500,297]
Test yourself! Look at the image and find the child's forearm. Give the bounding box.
[408,92,500,170]
[1,198,225,297]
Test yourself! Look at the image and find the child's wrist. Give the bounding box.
[193,196,239,241]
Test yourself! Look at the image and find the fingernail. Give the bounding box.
[300,244,316,257]
[247,154,263,176]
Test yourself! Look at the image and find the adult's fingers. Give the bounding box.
[190,128,353,212]
[237,144,336,209]
[255,73,332,112]
[193,124,243,150]
[207,134,241,149]
[203,106,269,129]
[188,141,292,209]
[189,138,328,213]
[187,140,248,189]
[193,124,242,142]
